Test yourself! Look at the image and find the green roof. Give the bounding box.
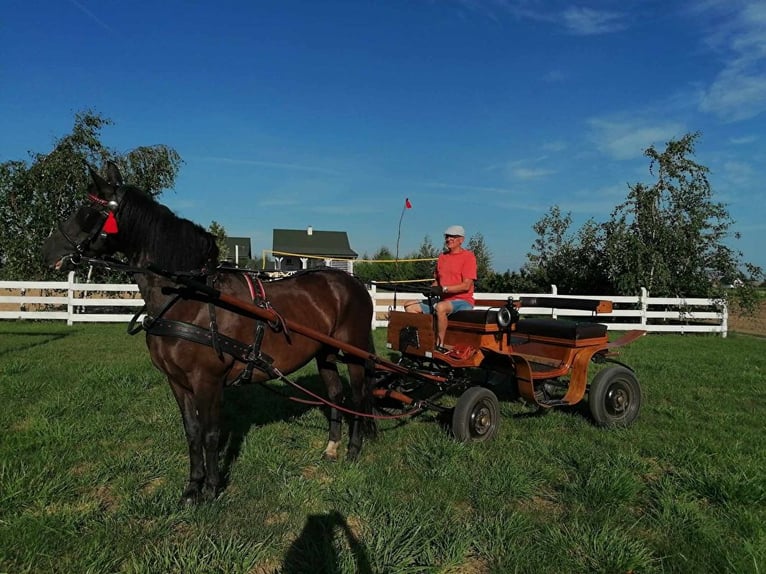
[273,228,357,259]
[224,237,252,260]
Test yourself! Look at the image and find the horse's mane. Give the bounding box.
[118,186,219,271]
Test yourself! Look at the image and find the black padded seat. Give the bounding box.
[515,318,607,340]
[449,309,500,326]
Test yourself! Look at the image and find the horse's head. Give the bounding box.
[42,162,126,271]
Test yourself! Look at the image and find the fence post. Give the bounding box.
[550,285,557,318]
[640,287,648,329]
[721,299,728,339]
[67,271,75,326]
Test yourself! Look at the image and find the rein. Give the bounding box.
[68,256,435,420]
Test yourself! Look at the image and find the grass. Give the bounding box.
[1,322,765,573]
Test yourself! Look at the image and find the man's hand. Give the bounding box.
[429,285,444,296]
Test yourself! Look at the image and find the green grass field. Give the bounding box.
[1,322,764,573]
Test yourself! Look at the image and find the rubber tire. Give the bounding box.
[452,387,500,442]
[588,366,642,428]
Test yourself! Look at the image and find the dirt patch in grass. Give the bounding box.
[729,300,766,337]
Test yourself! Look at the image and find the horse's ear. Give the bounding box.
[89,165,109,192]
[104,161,123,187]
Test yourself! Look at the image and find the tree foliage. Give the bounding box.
[208,221,230,262]
[524,132,763,308]
[606,131,744,297]
[0,111,181,279]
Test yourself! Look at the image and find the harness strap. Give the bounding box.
[144,318,276,378]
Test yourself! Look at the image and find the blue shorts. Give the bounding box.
[418,299,473,314]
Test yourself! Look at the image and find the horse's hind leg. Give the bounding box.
[346,357,376,460]
[317,350,343,461]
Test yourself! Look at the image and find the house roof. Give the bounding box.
[224,237,252,260]
[273,228,358,259]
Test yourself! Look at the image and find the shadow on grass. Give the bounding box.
[219,373,333,487]
[282,510,372,574]
[0,331,71,358]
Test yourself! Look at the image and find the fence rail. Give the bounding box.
[1,272,728,336]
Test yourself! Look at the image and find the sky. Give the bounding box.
[2,0,765,274]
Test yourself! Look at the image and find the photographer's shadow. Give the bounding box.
[282,510,371,574]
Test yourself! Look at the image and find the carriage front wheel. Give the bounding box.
[452,387,500,442]
[588,366,642,428]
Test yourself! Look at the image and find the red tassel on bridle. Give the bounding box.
[103,211,119,234]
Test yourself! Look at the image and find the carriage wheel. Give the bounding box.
[588,366,642,427]
[452,387,500,442]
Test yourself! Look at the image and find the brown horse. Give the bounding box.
[43,162,376,503]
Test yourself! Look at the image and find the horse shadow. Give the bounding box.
[0,331,71,358]
[282,510,372,574]
[218,373,334,486]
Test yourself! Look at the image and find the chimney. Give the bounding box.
[307,225,313,236]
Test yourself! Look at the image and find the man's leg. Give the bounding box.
[403,299,423,313]
[434,301,453,346]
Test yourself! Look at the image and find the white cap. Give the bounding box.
[444,225,465,237]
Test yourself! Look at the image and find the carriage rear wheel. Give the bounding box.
[452,387,500,442]
[588,366,642,427]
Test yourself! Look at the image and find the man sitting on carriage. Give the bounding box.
[404,225,477,350]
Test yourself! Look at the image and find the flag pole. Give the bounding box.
[393,198,412,309]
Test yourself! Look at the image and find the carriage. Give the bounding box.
[380,296,644,442]
[43,162,646,503]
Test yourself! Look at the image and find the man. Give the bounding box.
[404,225,477,349]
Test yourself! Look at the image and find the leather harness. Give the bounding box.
[129,270,285,385]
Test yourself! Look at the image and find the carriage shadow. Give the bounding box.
[218,373,333,486]
[282,510,372,574]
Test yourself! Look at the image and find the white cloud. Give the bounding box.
[587,118,685,160]
[561,6,627,36]
[696,1,766,121]
[729,135,758,145]
[511,166,555,180]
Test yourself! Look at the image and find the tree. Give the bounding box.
[0,111,181,279]
[467,232,493,291]
[208,221,230,262]
[522,132,763,309]
[605,131,761,299]
[522,207,610,294]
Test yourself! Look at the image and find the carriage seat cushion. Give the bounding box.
[449,309,500,326]
[515,318,607,340]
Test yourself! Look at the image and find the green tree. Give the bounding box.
[0,110,181,279]
[605,131,761,299]
[208,221,230,262]
[467,232,493,291]
[523,206,609,294]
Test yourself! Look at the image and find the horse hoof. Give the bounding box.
[322,452,338,462]
[180,484,204,506]
[346,448,361,462]
[180,493,201,506]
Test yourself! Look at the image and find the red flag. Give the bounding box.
[405,198,412,209]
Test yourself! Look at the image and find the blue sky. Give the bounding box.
[2,0,765,274]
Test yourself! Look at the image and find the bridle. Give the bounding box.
[57,191,122,263]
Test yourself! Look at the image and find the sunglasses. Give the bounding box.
[444,235,460,240]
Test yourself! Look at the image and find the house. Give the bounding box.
[272,226,358,272]
[223,237,252,267]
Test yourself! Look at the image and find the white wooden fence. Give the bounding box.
[0,271,728,336]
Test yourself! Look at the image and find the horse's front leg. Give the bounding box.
[170,381,206,504]
[195,382,223,500]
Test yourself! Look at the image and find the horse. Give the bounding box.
[42,162,377,503]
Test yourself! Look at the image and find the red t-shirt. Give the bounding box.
[436,249,477,306]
